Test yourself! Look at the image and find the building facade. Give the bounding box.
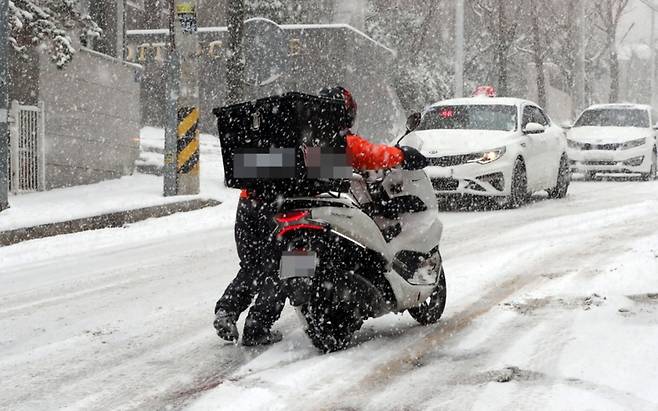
[8,0,141,192]
[126,1,404,141]
[127,23,404,141]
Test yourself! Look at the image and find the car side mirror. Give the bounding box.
[523,122,546,135]
[559,121,572,130]
[653,123,658,130]
[406,112,422,132]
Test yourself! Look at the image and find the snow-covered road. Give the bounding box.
[2,181,657,411]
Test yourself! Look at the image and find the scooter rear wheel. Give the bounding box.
[302,279,364,353]
[408,267,447,326]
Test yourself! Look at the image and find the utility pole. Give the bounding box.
[638,0,658,108]
[574,0,586,118]
[0,0,9,211]
[454,0,465,98]
[651,5,656,109]
[164,0,200,196]
[226,0,245,104]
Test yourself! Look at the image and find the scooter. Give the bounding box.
[275,113,447,352]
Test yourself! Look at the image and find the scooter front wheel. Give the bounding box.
[408,267,447,325]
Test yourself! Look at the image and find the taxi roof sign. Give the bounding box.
[473,86,496,97]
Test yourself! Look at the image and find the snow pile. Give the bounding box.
[136,127,223,171]
[1,127,233,232]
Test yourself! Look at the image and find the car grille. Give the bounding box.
[580,143,622,151]
[584,160,617,166]
[428,154,480,167]
[432,178,459,191]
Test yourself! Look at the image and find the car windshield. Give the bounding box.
[418,105,517,132]
[574,109,650,128]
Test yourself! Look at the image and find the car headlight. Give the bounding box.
[623,156,644,166]
[468,147,506,165]
[567,139,584,149]
[620,138,647,150]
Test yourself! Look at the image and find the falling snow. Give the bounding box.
[1,1,658,410]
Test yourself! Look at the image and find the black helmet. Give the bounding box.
[319,86,357,129]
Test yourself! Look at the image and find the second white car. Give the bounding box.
[567,104,658,181]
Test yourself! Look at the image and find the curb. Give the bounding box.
[0,198,221,247]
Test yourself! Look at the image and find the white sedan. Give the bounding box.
[567,104,658,181]
[401,97,570,207]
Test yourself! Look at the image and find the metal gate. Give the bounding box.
[9,101,45,193]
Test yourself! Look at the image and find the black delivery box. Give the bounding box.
[213,92,351,197]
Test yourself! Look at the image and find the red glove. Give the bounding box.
[346,134,404,171]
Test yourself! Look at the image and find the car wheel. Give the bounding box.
[548,155,571,199]
[503,159,529,209]
[640,149,657,181]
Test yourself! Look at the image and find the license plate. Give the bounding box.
[279,251,318,279]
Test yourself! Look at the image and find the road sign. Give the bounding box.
[176,2,197,34]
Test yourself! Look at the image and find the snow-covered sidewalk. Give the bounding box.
[0,128,231,233]
[1,175,215,233]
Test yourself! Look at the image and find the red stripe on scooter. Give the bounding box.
[277,224,325,238]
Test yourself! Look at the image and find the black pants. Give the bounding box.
[214,197,286,336]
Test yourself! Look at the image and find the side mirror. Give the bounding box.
[523,122,546,135]
[653,123,658,130]
[400,146,429,170]
[406,112,422,132]
[559,121,572,130]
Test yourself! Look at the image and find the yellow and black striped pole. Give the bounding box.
[164,0,200,196]
[176,106,200,191]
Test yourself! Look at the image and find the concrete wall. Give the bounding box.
[39,47,142,189]
[127,23,405,142]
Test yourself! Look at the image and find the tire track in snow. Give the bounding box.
[430,295,657,411]
[0,247,222,318]
[0,230,230,318]
[0,224,236,410]
[321,202,658,410]
[184,186,658,410]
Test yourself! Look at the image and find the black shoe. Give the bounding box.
[214,310,239,342]
[242,330,283,347]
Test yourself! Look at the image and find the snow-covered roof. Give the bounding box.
[428,97,537,108]
[126,27,228,35]
[80,46,142,70]
[126,20,395,56]
[584,103,652,111]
